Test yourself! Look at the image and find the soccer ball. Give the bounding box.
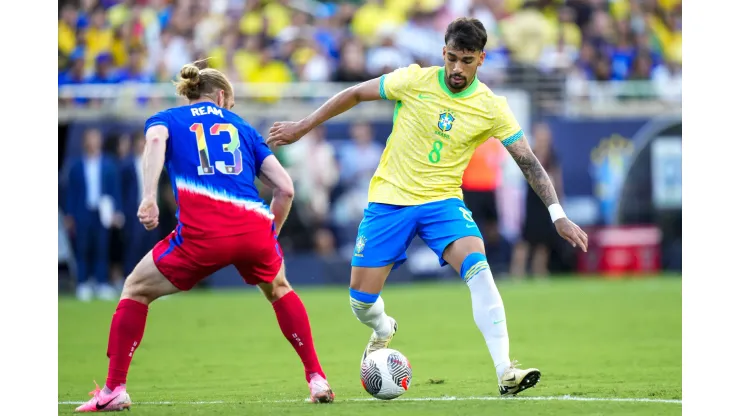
[360,348,412,400]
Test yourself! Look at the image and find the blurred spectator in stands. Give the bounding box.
[118,46,153,83]
[395,9,444,67]
[160,28,194,77]
[610,20,636,81]
[59,3,80,65]
[294,40,333,83]
[630,51,654,81]
[85,5,114,72]
[462,138,504,248]
[64,128,123,301]
[313,6,344,63]
[120,132,159,278]
[109,133,132,289]
[509,122,563,279]
[314,227,338,258]
[245,48,294,102]
[539,31,578,75]
[59,50,88,106]
[554,6,582,49]
[334,39,371,82]
[87,52,119,84]
[500,1,551,67]
[366,25,414,77]
[351,0,404,42]
[283,125,339,231]
[652,55,681,104]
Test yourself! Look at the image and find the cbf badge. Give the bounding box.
[354,235,367,257]
[590,134,634,225]
[437,111,455,132]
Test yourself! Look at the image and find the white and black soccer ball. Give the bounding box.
[360,348,412,400]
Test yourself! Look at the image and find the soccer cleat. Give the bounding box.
[498,361,541,396]
[361,317,398,363]
[307,374,335,403]
[74,381,131,412]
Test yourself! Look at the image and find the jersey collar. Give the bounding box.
[437,67,479,99]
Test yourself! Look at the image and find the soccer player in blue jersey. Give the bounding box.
[75,63,334,412]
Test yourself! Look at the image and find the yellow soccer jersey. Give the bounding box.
[369,64,524,206]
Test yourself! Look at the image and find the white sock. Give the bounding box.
[349,290,392,338]
[467,267,512,380]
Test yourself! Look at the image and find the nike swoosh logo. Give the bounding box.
[96,395,119,410]
[418,94,432,99]
[466,224,476,228]
[503,375,516,382]
[493,319,505,324]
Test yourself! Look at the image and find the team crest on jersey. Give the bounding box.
[437,111,455,132]
[354,235,367,256]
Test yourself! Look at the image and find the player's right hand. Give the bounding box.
[137,197,160,231]
[554,218,588,252]
[266,120,309,147]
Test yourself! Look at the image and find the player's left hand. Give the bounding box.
[137,197,160,231]
[554,218,588,252]
[266,120,310,147]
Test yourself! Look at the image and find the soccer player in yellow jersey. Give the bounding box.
[268,17,588,396]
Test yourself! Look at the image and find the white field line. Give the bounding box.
[59,395,681,405]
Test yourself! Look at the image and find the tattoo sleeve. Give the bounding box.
[505,137,560,207]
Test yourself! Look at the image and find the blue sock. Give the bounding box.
[460,252,489,284]
[349,288,379,310]
[349,288,391,337]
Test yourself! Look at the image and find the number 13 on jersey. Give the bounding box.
[190,122,243,175]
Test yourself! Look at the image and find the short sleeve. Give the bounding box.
[144,110,169,133]
[379,64,421,101]
[489,96,524,147]
[248,126,273,173]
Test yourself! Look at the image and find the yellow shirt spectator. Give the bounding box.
[245,53,294,103]
[263,1,291,38]
[501,7,553,65]
[107,3,131,28]
[59,21,77,56]
[351,1,405,43]
[85,27,114,70]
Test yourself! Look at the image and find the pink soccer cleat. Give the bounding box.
[307,374,335,404]
[74,382,132,412]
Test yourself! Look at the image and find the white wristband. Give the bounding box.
[548,204,567,223]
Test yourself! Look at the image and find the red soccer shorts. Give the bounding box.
[152,224,283,291]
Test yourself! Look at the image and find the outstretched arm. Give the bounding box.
[267,78,382,146]
[505,138,588,252]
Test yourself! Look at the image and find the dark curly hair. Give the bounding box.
[444,17,488,52]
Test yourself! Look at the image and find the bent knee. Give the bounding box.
[121,278,155,304]
[260,276,293,303]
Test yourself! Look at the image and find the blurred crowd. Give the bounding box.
[59,0,682,104]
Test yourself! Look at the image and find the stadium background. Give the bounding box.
[57,0,682,292]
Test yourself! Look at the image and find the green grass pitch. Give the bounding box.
[58,277,681,415]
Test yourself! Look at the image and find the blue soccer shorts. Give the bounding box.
[351,197,483,270]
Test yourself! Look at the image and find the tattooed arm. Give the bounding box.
[505,138,559,207]
[505,136,588,252]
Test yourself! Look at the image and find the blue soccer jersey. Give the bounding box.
[144,103,274,239]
